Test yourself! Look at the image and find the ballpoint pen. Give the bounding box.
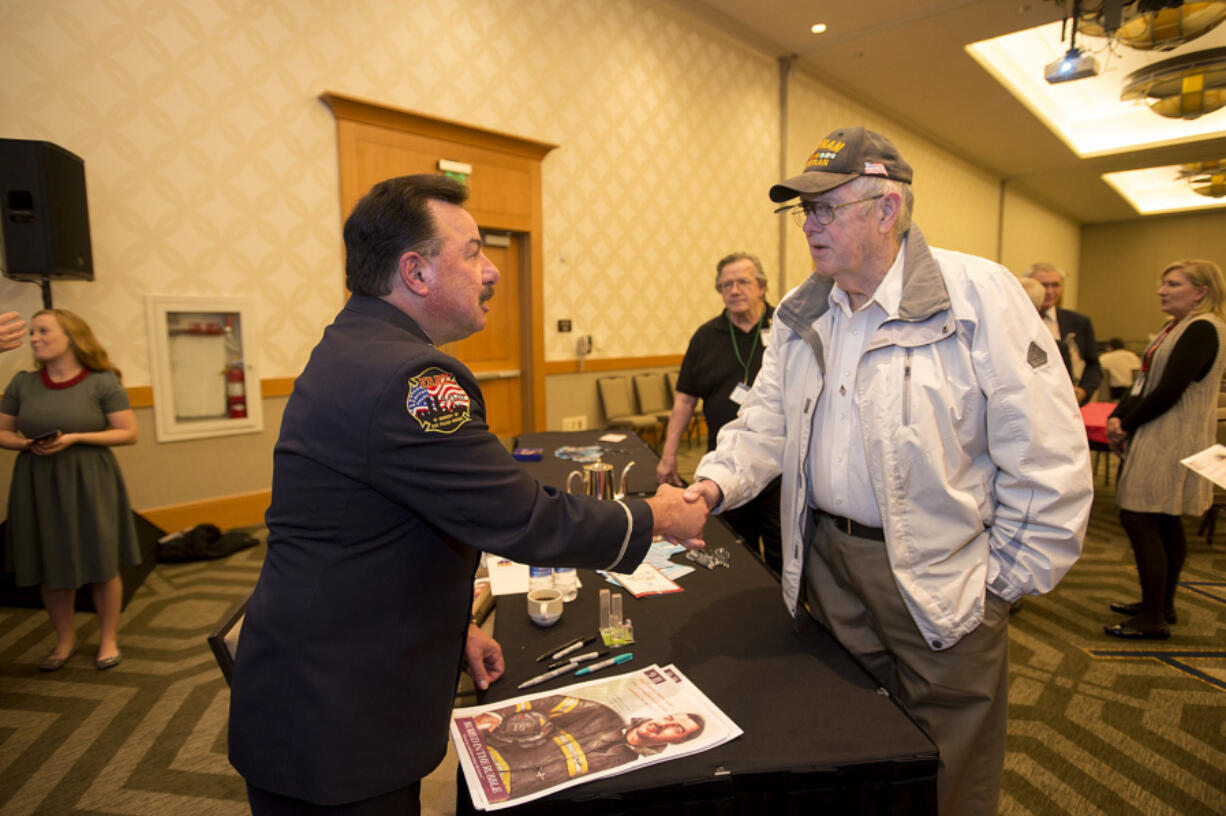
[536,634,597,662]
[532,637,578,661]
[552,635,598,660]
[518,663,578,689]
[546,649,609,670]
[574,652,633,677]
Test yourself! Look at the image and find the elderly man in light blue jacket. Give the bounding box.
[687,126,1092,816]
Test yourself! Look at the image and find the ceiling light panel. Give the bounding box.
[967,20,1226,157]
[1103,163,1226,214]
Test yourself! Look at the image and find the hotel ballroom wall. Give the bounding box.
[1,0,1207,520]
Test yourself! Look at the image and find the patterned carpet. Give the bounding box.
[0,447,1223,814]
[999,486,1226,815]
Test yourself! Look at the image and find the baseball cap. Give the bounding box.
[769,126,913,204]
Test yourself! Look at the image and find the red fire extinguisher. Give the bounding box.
[226,362,247,418]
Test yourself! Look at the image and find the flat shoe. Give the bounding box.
[38,642,78,672]
[1104,622,1170,640]
[95,651,122,671]
[1109,601,1176,624]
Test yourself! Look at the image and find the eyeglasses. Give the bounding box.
[717,278,758,293]
[783,194,884,227]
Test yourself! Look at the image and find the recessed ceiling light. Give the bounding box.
[1103,163,1226,214]
[811,23,827,35]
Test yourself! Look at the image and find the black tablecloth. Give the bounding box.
[456,433,937,814]
[516,430,661,496]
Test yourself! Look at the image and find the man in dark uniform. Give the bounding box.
[472,695,705,801]
[228,174,708,814]
[656,252,783,575]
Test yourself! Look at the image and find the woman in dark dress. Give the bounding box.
[0,309,140,670]
[1105,260,1226,639]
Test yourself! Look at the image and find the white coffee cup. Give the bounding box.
[527,588,564,627]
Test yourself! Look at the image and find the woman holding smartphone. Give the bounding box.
[0,309,139,670]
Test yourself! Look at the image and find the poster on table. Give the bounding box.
[450,663,741,810]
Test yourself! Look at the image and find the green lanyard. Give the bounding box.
[727,311,764,385]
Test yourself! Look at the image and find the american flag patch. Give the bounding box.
[406,366,472,434]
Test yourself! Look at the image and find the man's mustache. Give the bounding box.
[480,286,495,304]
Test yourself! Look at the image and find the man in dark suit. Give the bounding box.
[1026,262,1101,404]
[228,174,709,814]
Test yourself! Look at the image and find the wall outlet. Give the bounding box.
[561,415,588,431]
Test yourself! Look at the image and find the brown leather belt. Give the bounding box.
[812,508,886,542]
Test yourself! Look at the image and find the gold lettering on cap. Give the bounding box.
[805,138,847,169]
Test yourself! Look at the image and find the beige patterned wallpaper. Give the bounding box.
[0,0,780,391]
[0,0,1082,512]
[0,0,1080,387]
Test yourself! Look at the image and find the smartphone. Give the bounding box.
[29,429,61,443]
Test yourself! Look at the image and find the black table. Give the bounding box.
[458,433,937,814]
[515,430,662,497]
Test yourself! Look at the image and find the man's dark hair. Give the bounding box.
[343,174,470,296]
[1108,337,1126,350]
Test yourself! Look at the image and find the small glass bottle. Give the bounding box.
[610,593,625,644]
[599,588,613,645]
[528,566,553,592]
[552,566,578,601]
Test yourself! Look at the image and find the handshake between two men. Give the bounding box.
[645,481,722,549]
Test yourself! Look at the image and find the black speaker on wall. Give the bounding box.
[0,139,94,283]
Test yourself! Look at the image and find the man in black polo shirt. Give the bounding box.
[657,252,782,575]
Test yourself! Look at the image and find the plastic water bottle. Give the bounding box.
[528,566,553,593]
[552,567,578,601]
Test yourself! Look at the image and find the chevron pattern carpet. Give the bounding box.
[1,451,1223,814]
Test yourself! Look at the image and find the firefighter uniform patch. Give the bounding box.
[406,366,472,434]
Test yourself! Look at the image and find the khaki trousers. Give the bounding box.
[804,515,1010,816]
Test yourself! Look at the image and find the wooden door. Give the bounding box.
[439,233,523,436]
[330,115,546,437]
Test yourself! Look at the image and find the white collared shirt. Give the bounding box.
[1041,307,1060,341]
[807,243,906,526]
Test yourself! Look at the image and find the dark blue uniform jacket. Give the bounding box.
[228,295,652,805]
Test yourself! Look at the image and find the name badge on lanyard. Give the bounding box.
[727,311,766,407]
[1132,322,1172,398]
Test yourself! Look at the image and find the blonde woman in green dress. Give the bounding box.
[0,309,139,670]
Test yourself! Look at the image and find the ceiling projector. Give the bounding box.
[1046,47,1101,83]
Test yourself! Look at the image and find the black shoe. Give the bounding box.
[1104,622,1170,640]
[1109,601,1176,624]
